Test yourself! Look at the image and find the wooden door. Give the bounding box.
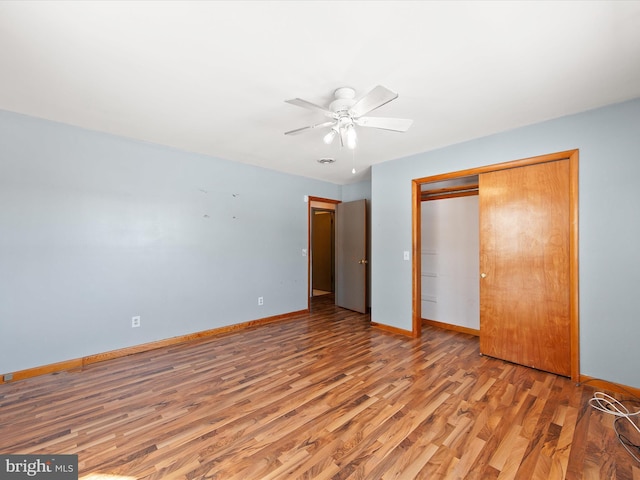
[479,160,571,376]
[312,210,334,293]
[335,199,367,313]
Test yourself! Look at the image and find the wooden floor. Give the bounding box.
[1,295,638,479]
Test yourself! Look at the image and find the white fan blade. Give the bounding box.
[285,98,335,117]
[284,120,336,136]
[355,116,413,132]
[349,85,398,117]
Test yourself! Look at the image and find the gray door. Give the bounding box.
[335,199,367,313]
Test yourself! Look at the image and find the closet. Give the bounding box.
[413,150,578,379]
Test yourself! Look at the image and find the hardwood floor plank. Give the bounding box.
[0,295,636,479]
[489,424,523,470]
[495,435,529,480]
[380,442,439,480]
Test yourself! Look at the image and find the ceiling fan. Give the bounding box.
[284,85,412,149]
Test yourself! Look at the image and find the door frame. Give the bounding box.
[411,149,580,381]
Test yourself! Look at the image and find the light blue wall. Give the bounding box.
[0,110,341,373]
[371,98,640,389]
[342,177,371,203]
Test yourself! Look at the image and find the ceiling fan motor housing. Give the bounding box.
[329,87,356,114]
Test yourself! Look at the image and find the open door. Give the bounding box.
[335,199,368,313]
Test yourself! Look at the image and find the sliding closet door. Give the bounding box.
[479,160,571,377]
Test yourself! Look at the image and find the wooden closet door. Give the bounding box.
[479,160,571,377]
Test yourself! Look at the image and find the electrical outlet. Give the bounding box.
[258,296,264,306]
[131,316,141,328]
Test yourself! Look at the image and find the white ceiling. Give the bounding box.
[1,1,639,185]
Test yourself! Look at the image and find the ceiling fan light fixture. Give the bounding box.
[323,128,337,145]
[346,124,357,149]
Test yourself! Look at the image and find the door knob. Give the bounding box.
[359,259,368,264]
[480,273,487,278]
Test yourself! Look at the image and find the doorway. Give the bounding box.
[420,177,480,336]
[307,197,368,314]
[412,150,579,380]
[311,208,335,296]
[308,198,339,310]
